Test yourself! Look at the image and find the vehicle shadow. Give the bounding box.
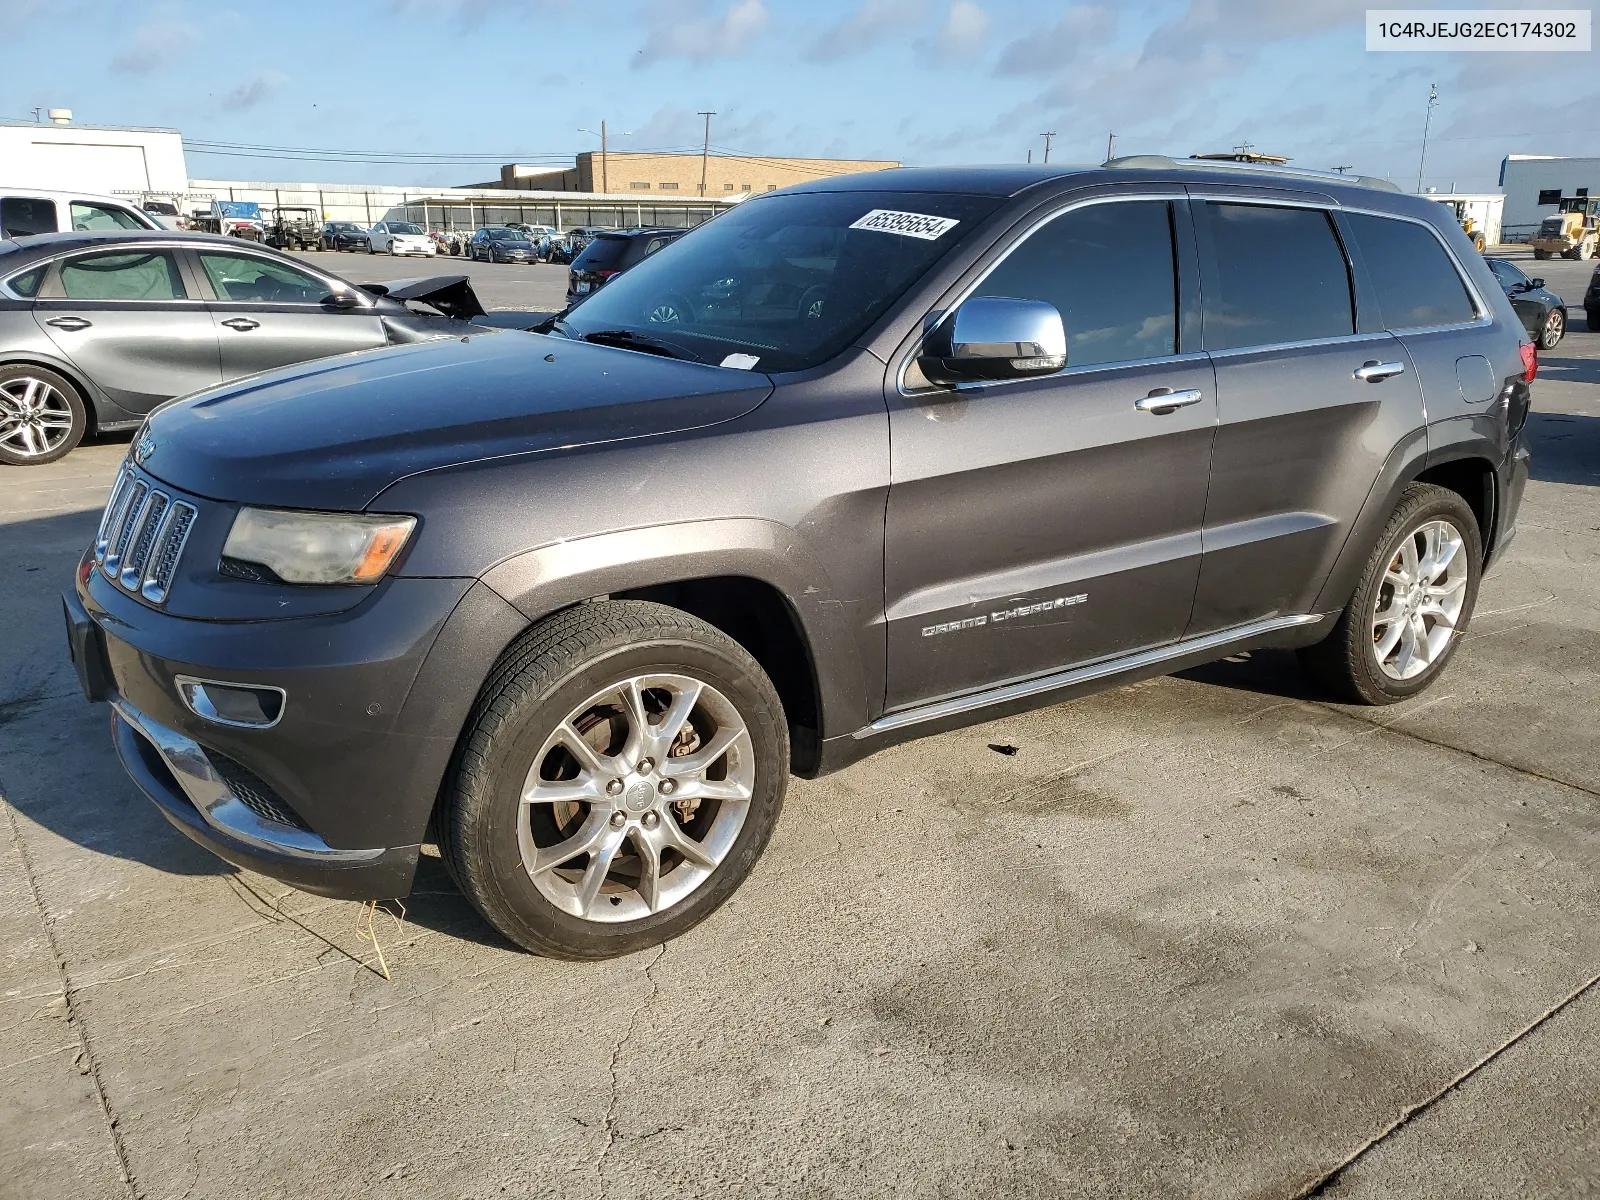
[1174,648,1325,702]
[1524,409,1600,485]
[0,509,502,950]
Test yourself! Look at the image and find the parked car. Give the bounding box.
[321,222,370,252]
[1582,262,1600,331]
[1,190,163,239]
[565,227,685,305]
[65,163,1532,961]
[367,221,434,257]
[468,226,538,263]
[0,230,490,464]
[1485,257,1566,349]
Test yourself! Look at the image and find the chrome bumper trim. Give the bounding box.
[860,612,1325,737]
[111,697,385,862]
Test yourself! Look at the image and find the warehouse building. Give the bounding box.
[0,115,188,196]
[501,151,900,196]
[1499,154,1600,239]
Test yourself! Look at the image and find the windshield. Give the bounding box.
[389,222,424,235]
[560,190,1001,372]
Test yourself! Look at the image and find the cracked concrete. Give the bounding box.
[0,249,1596,1199]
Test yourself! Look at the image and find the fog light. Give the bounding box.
[175,676,285,729]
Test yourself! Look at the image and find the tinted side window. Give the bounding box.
[198,252,327,303]
[59,251,186,300]
[8,266,45,297]
[1346,213,1476,329]
[1199,203,1353,351]
[972,200,1177,368]
[1,197,58,238]
[68,202,147,231]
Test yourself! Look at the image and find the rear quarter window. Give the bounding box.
[1198,203,1355,351]
[1345,213,1477,330]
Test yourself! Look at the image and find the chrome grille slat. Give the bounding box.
[104,480,148,576]
[91,467,199,608]
[141,502,195,604]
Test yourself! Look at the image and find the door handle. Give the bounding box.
[1354,360,1406,382]
[220,317,260,331]
[1134,388,1204,414]
[45,316,92,331]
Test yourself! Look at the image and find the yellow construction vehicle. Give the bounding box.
[1531,196,1600,260]
[1438,200,1487,252]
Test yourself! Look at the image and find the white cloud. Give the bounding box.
[995,5,1115,76]
[636,0,770,65]
[221,70,289,111]
[922,0,988,64]
[111,20,199,74]
[803,0,926,62]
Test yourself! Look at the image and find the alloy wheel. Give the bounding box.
[518,673,755,923]
[0,377,75,460]
[1541,308,1564,349]
[1370,519,1468,680]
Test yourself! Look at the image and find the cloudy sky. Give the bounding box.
[3,0,1596,192]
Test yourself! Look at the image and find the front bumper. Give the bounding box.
[68,562,529,901]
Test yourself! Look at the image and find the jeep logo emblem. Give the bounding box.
[133,432,156,465]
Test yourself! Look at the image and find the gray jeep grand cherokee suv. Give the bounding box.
[64,160,1533,959]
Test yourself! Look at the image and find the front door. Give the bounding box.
[190,248,387,380]
[1186,199,1428,633]
[33,246,221,413]
[883,197,1216,711]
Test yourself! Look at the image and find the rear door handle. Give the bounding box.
[1354,360,1406,382]
[45,316,92,331]
[221,317,260,331]
[1135,388,1205,414]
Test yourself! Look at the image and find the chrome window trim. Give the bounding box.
[896,190,1494,396]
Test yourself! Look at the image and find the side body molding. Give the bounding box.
[479,517,874,741]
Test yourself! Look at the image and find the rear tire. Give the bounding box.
[439,601,789,959]
[1534,249,1550,260]
[1586,308,1600,332]
[1539,307,1566,350]
[1298,484,1481,705]
[0,365,87,466]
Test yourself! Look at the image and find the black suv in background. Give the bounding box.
[566,227,685,306]
[67,162,1532,960]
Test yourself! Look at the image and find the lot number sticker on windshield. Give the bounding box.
[849,209,961,240]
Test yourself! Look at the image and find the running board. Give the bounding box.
[858,613,1325,738]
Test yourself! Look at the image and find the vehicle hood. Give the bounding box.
[138,332,774,511]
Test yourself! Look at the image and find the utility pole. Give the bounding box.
[698,111,715,196]
[1039,131,1057,164]
[601,118,608,194]
[1416,83,1439,194]
[1105,131,1115,162]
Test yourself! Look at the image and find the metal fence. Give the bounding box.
[386,202,720,232]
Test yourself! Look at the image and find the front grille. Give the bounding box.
[206,751,312,831]
[95,466,198,606]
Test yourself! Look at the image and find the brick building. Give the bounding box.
[501,151,900,197]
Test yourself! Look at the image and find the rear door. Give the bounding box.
[883,196,1216,710]
[189,247,387,380]
[32,246,221,413]
[1187,198,1427,633]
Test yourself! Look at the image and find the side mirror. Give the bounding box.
[918,296,1067,386]
[323,290,361,310]
[1527,277,1545,289]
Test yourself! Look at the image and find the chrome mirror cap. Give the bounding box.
[919,296,1067,385]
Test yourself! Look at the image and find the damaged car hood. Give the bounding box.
[136,332,774,511]
[358,274,486,320]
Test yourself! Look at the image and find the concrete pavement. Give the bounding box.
[0,252,1595,1199]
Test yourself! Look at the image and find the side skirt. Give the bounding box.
[811,612,1336,775]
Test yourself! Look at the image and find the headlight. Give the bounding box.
[222,508,416,585]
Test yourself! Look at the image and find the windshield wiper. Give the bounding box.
[579,328,703,363]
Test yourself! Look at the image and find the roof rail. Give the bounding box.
[1102,154,1401,194]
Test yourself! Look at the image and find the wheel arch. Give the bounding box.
[476,518,873,775]
[0,352,111,434]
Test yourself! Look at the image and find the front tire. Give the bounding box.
[1533,249,1550,260]
[439,601,789,959]
[1299,483,1481,705]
